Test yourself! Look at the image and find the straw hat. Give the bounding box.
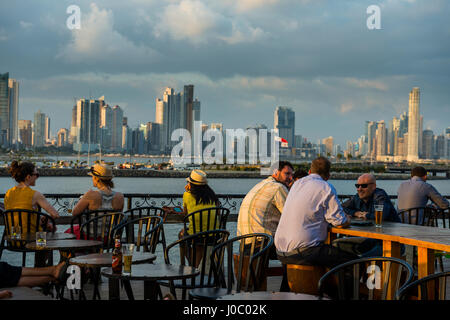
[88,163,113,179]
[186,169,208,185]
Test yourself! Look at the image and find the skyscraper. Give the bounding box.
[183,85,194,133]
[366,121,377,158]
[0,73,19,147]
[274,106,295,148]
[111,105,123,152]
[33,110,46,147]
[8,78,19,145]
[45,116,51,143]
[57,128,69,147]
[422,129,434,159]
[375,120,387,156]
[322,136,334,156]
[407,87,420,162]
[18,120,32,147]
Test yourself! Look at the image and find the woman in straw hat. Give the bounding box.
[72,163,124,216]
[179,169,219,238]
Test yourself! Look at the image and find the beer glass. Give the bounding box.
[12,226,21,239]
[122,244,134,275]
[36,231,47,247]
[374,204,383,227]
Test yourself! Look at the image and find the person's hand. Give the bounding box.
[0,290,13,299]
[184,183,191,192]
[354,211,368,219]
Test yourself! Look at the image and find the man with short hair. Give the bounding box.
[275,157,358,268]
[237,161,293,241]
[397,166,449,215]
[333,173,400,257]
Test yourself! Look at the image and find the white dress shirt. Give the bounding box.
[275,174,348,252]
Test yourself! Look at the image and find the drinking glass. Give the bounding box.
[122,244,134,275]
[12,226,21,239]
[36,231,47,247]
[374,204,384,227]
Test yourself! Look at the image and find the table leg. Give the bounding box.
[382,240,401,300]
[108,278,120,300]
[92,268,102,300]
[325,231,337,245]
[417,247,435,300]
[143,280,159,300]
[122,280,135,300]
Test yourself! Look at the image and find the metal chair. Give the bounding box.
[317,257,414,300]
[124,206,168,253]
[1,209,56,266]
[398,206,437,226]
[112,216,163,254]
[159,229,230,300]
[79,212,125,253]
[69,209,118,238]
[189,233,274,300]
[433,208,450,271]
[183,207,230,236]
[396,271,450,300]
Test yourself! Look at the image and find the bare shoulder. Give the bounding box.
[84,189,101,200]
[114,191,124,200]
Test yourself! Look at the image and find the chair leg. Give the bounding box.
[438,256,444,272]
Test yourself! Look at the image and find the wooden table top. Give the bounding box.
[25,239,103,251]
[6,232,76,242]
[218,291,328,300]
[70,251,157,267]
[331,221,450,251]
[101,264,199,281]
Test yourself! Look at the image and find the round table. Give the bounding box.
[218,291,329,300]
[6,232,76,242]
[69,251,157,300]
[101,264,200,300]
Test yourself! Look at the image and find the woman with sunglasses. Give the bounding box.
[4,161,60,231]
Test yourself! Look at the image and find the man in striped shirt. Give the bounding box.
[237,161,293,247]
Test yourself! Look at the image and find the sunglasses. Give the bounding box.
[355,183,373,189]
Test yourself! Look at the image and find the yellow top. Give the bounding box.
[183,191,218,235]
[4,186,37,232]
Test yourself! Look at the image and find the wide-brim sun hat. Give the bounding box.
[88,163,113,179]
[186,169,208,185]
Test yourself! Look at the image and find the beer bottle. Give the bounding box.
[112,236,122,274]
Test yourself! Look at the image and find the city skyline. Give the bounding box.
[1,1,449,147]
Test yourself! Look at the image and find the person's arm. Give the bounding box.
[425,184,450,209]
[273,185,288,214]
[71,191,92,216]
[341,197,358,216]
[34,191,60,219]
[0,290,12,299]
[325,187,350,228]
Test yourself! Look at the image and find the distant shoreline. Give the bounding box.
[0,168,447,180]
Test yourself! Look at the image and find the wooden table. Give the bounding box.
[6,232,76,242]
[101,264,199,300]
[70,252,157,300]
[218,291,328,300]
[329,221,450,299]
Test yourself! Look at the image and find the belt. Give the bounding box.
[276,247,310,257]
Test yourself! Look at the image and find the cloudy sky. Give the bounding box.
[1,0,449,146]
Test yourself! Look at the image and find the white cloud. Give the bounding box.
[344,78,388,91]
[339,102,354,113]
[58,3,160,63]
[19,21,33,29]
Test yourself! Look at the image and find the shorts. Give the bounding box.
[0,262,22,288]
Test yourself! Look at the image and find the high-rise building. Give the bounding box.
[0,73,19,147]
[183,85,194,133]
[322,136,333,156]
[111,105,123,152]
[366,121,377,158]
[57,128,69,147]
[146,122,160,152]
[155,97,167,151]
[407,87,420,162]
[192,98,201,122]
[33,110,46,147]
[45,116,51,143]
[74,98,101,150]
[422,129,434,159]
[375,120,387,156]
[435,134,445,159]
[18,120,32,147]
[274,106,295,148]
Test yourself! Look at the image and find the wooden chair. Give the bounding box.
[286,264,327,295]
[1,209,56,266]
[189,233,273,300]
[317,257,414,300]
[160,229,230,300]
[396,271,450,300]
[124,206,168,253]
[183,207,230,236]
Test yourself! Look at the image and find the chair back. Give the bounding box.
[124,206,168,253]
[79,212,124,252]
[69,209,117,234]
[112,216,162,253]
[433,207,450,229]
[211,233,273,294]
[1,209,56,251]
[318,257,414,300]
[398,207,437,226]
[164,229,230,289]
[183,207,230,235]
[396,271,450,300]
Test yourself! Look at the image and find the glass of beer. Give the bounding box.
[36,231,47,247]
[122,244,134,275]
[374,204,383,227]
